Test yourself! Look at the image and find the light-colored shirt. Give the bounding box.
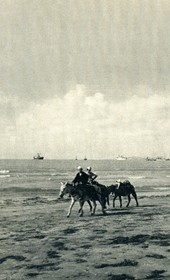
[86,170,97,183]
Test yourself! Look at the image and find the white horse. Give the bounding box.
[59,182,107,217]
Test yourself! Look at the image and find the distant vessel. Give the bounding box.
[33,153,44,160]
[84,156,87,161]
[75,156,77,160]
[156,157,170,161]
[146,156,169,161]
[116,155,127,161]
[156,157,165,161]
[146,157,156,161]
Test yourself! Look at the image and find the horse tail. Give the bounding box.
[131,184,137,194]
[131,186,139,206]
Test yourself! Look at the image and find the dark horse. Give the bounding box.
[107,181,139,208]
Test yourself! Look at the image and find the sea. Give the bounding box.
[0,159,170,201]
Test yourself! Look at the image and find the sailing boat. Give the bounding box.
[84,156,87,160]
[33,153,44,160]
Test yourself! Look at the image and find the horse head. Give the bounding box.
[59,182,68,198]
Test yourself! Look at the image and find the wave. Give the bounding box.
[153,187,170,191]
[50,173,69,177]
[9,171,70,178]
[0,170,11,179]
[0,174,10,178]
[128,176,146,179]
[0,170,10,174]
[0,186,59,192]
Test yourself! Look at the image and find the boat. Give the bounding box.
[156,157,166,161]
[84,156,87,161]
[116,155,127,161]
[146,157,156,161]
[33,153,44,160]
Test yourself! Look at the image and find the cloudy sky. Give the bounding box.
[0,0,170,159]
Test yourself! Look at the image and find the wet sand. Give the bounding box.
[0,193,170,280]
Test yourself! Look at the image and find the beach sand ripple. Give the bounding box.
[0,195,170,279]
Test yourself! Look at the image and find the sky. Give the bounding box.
[0,0,170,159]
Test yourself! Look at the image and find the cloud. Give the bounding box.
[1,0,170,103]
[1,1,170,158]
[2,84,169,159]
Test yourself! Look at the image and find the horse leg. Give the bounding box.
[78,201,85,213]
[119,196,122,207]
[91,201,97,215]
[126,194,131,207]
[113,195,117,208]
[79,200,84,217]
[100,197,107,215]
[101,204,107,214]
[132,191,139,207]
[87,200,93,213]
[105,195,109,208]
[103,197,107,209]
[67,198,75,217]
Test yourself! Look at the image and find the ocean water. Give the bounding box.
[0,159,170,199]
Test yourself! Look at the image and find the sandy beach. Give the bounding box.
[0,192,170,280]
[1,1,170,279]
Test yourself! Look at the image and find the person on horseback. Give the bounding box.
[86,166,98,185]
[72,166,89,186]
[116,179,121,190]
[86,167,109,209]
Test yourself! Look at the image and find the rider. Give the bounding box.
[116,179,121,190]
[72,166,89,186]
[86,166,98,185]
[86,167,108,209]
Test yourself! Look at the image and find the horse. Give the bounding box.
[59,182,107,217]
[107,181,139,208]
[91,182,110,208]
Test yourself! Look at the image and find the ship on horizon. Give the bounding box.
[33,153,44,160]
[146,157,156,161]
[146,156,170,161]
[115,155,127,161]
[74,156,87,160]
